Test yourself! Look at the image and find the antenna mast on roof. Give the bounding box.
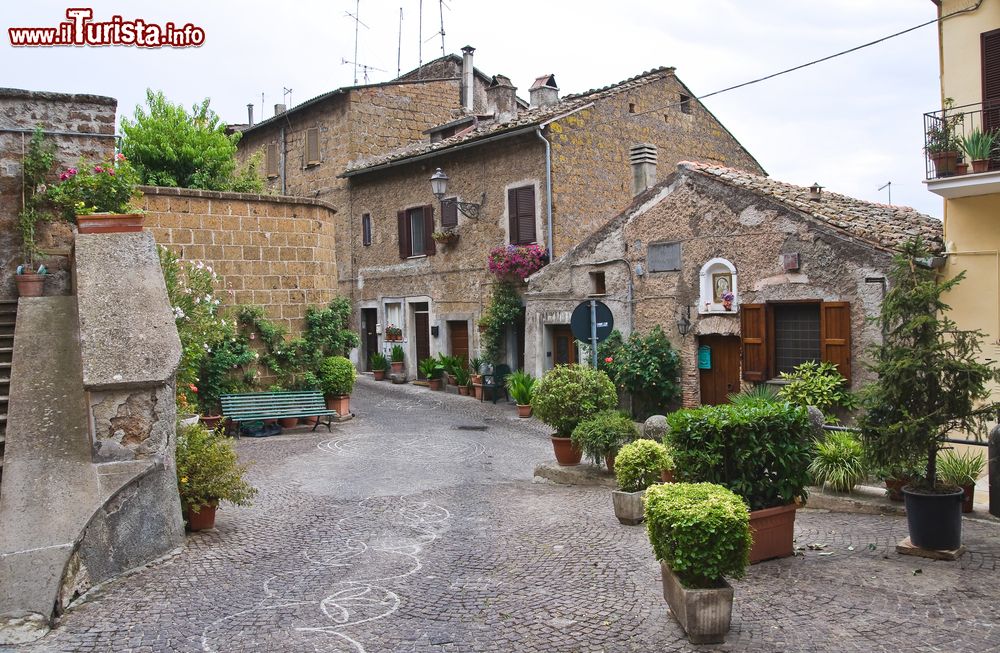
[438,0,446,57]
[345,0,370,85]
[878,181,892,206]
[397,7,403,77]
[418,0,423,79]
[342,59,387,84]
[283,87,292,109]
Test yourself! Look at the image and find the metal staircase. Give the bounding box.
[0,299,15,484]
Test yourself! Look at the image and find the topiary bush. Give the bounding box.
[319,356,357,396]
[571,410,637,465]
[531,364,617,436]
[644,482,751,589]
[666,401,812,511]
[615,438,673,492]
[809,431,866,492]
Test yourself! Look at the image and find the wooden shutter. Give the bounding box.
[820,301,852,384]
[740,303,768,381]
[305,127,320,165]
[508,186,536,244]
[441,199,458,228]
[362,213,371,246]
[265,142,278,178]
[983,29,1000,135]
[423,205,436,255]
[397,210,409,258]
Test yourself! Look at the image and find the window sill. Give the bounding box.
[587,293,607,298]
[698,307,739,315]
[406,255,427,260]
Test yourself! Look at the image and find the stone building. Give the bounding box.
[338,64,764,375]
[524,161,943,406]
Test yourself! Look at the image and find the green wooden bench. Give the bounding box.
[220,391,338,437]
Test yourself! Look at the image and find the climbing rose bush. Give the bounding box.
[487,244,548,281]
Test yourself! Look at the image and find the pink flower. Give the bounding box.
[107,169,115,176]
[115,153,126,161]
[94,165,103,173]
[605,357,614,364]
[59,172,69,181]
[67,167,77,175]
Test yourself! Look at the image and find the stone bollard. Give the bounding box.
[990,424,1000,518]
[643,414,668,440]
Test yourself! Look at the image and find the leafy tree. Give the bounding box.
[777,361,857,423]
[121,89,262,192]
[858,237,1000,490]
[601,326,681,420]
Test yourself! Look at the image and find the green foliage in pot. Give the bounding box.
[924,98,963,154]
[176,423,258,513]
[571,410,637,464]
[615,438,673,492]
[937,449,986,486]
[808,431,866,493]
[531,364,617,437]
[858,237,1000,491]
[599,326,681,420]
[469,356,484,375]
[505,370,535,405]
[666,401,812,511]
[454,365,471,387]
[418,357,444,380]
[370,352,388,372]
[778,361,856,423]
[960,129,996,161]
[437,353,463,377]
[390,345,405,363]
[319,356,357,396]
[644,482,751,589]
[48,153,141,220]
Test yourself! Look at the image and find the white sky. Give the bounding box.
[2,1,944,217]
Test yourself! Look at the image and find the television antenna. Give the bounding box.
[341,58,387,84]
[878,181,892,205]
[345,1,370,84]
[282,87,293,108]
[397,7,403,77]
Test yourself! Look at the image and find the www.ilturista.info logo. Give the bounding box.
[8,8,205,48]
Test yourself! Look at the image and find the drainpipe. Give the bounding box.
[535,128,553,261]
[279,125,287,195]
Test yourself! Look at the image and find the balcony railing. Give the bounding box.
[924,100,1000,180]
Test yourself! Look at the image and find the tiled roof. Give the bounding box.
[679,161,943,253]
[342,67,676,175]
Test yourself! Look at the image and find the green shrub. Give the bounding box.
[937,449,986,486]
[506,370,535,405]
[727,384,779,407]
[644,483,751,589]
[531,364,617,436]
[418,357,443,380]
[809,431,866,492]
[777,361,856,423]
[666,401,812,511]
[469,356,484,375]
[437,353,463,376]
[615,438,673,492]
[319,356,356,396]
[571,410,637,464]
[176,423,258,513]
[370,352,388,372]
[601,326,681,420]
[390,345,405,363]
[454,365,471,387]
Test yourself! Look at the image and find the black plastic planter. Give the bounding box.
[902,486,965,550]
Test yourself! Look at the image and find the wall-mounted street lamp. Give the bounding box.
[430,168,484,219]
[676,305,692,337]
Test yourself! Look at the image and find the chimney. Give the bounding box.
[486,75,518,122]
[529,74,559,109]
[630,143,657,196]
[274,103,286,116]
[809,182,823,201]
[461,45,476,112]
[247,103,254,127]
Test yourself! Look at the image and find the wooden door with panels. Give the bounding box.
[448,320,469,365]
[552,325,577,366]
[698,335,741,405]
[361,308,378,371]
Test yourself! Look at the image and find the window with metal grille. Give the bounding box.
[265,142,279,178]
[507,185,536,244]
[647,242,681,272]
[773,303,821,375]
[362,213,372,246]
[305,127,320,166]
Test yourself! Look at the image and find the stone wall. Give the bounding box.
[547,73,764,258]
[0,88,117,299]
[139,186,339,334]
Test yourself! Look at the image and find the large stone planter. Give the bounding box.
[660,561,734,644]
[748,503,797,564]
[612,489,644,525]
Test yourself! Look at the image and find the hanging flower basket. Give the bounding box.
[431,230,459,246]
[487,244,549,281]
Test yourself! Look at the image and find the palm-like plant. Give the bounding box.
[506,370,535,405]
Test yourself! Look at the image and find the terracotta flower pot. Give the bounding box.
[885,478,907,502]
[445,374,457,386]
[428,378,443,391]
[325,394,350,416]
[390,361,404,374]
[473,384,484,400]
[471,374,483,385]
[551,435,582,466]
[956,162,969,175]
[748,503,797,564]
[76,212,145,234]
[972,159,990,174]
[516,404,532,418]
[458,385,470,396]
[279,417,299,428]
[186,502,218,531]
[373,369,386,381]
[930,150,959,177]
[301,415,319,426]
[15,273,45,297]
[199,415,223,430]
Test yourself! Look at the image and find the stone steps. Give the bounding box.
[0,301,13,485]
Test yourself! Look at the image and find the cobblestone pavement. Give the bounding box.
[13,377,1000,652]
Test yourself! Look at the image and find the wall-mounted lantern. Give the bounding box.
[676,306,692,337]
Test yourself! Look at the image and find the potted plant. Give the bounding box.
[571,409,637,471]
[505,370,536,417]
[418,357,444,390]
[384,324,403,342]
[937,449,986,514]
[319,355,357,416]
[531,364,617,466]
[808,431,866,493]
[666,398,812,563]
[924,98,963,178]
[370,352,388,381]
[454,365,471,395]
[15,127,56,298]
[437,353,461,385]
[960,128,996,173]
[469,356,484,384]
[176,422,258,531]
[390,344,405,374]
[612,438,672,525]
[431,229,459,246]
[49,153,143,233]
[645,482,751,644]
[859,237,1000,551]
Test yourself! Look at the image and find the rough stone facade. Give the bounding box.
[139,186,339,334]
[525,165,940,405]
[0,88,116,299]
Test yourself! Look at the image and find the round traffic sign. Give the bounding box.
[570,300,614,343]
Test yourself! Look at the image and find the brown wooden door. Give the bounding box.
[414,309,431,378]
[362,308,378,371]
[552,325,577,366]
[699,335,741,405]
[448,320,469,365]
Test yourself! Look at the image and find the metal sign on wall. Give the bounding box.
[698,345,712,370]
